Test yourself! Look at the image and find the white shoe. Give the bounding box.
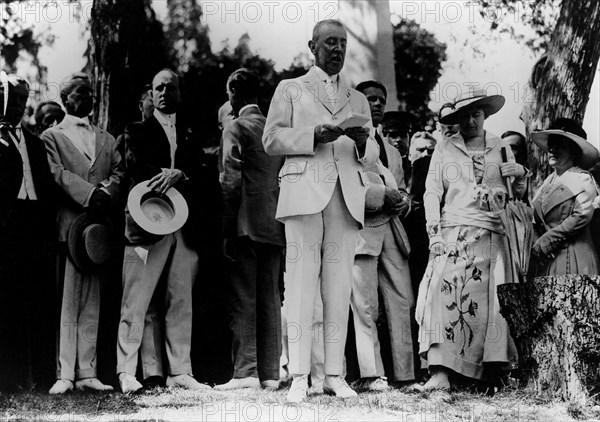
[323,375,357,398]
[261,379,280,391]
[49,379,73,395]
[286,375,309,403]
[166,374,211,390]
[214,377,260,390]
[119,373,143,394]
[310,378,324,394]
[75,378,114,392]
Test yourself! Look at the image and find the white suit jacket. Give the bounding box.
[262,67,378,227]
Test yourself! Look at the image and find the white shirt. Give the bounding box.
[238,104,259,116]
[314,65,339,104]
[9,124,38,200]
[154,109,177,169]
[60,114,96,164]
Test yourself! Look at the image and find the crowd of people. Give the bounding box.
[1,19,599,404]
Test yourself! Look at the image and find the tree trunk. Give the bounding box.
[90,0,168,134]
[521,0,600,195]
[498,275,600,403]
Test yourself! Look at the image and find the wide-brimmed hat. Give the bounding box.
[128,181,189,235]
[68,213,113,273]
[531,118,600,169]
[439,87,505,125]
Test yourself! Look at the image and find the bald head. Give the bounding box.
[152,69,180,114]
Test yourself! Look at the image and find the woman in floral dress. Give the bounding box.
[415,89,528,390]
[530,118,600,276]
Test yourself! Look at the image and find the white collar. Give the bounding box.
[314,66,339,84]
[154,109,176,126]
[238,104,258,116]
[61,114,92,129]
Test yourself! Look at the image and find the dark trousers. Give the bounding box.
[0,200,57,391]
[226,236,282,381]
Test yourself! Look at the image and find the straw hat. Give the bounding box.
[439,87,505,125]
[127,181,189,235]
[68,213,113,273]
[531,118,600,169]
[364,163,398,227]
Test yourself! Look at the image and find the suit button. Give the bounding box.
[332,116,337,121]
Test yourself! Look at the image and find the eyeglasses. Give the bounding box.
[416,147,435,154]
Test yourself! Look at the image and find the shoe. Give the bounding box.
[323,375,357,398]
[119,373,143,394]
[75,378,114,392]
[417,372,450,392]
[261,380,279,391]
[365,377,389,391]
[49,379,73,395]
[214,377,260,390]
[166,374,211,390]
[286,375,309,403]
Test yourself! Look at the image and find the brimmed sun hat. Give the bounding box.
[68,213,113,273]
[364,163,398,227]
[531,117,600,169]
[439,87,505,125]
[127,181,189,235]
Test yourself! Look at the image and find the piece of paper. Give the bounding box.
[336,112,370,130]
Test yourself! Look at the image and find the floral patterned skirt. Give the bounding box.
[415,224,518,380]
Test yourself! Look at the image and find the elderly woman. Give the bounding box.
[530,118,600,276]
[415,89,527,390]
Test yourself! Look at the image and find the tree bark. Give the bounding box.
[521,0,600,195]
[90,0,168,134]
[498,275,600,403]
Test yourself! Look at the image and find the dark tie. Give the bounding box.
[375,132,388,168]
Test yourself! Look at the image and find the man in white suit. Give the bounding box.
[263,20,378,403]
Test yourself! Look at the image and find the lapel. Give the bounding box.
[303,67,351,116]
[332,77,351,117]
[542,171,585,216]
[92,125,106,165]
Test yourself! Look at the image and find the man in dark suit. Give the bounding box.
[117,68,220,393]
[0,75,57,392]
[215,69,284,391]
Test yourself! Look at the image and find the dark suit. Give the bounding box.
[221,105,284,381]
[117,113,221,379]
[0,125,57,391]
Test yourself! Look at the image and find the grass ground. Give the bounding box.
[2,384,600,421]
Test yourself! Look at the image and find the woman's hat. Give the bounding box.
[531,117,600,169]
[68,213,113,273]
[439,87,505,125]
[127,181,189,235]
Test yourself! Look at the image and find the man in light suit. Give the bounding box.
[263,20,379,403]
[117,69,220,393]
[42,73,123,394]
[216,69,285,391]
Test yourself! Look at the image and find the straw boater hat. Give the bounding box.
[439,87,505,125]
[531,118,600,169]
[127,181,189,235]
[364,163,399,227]
[68,213,113,273]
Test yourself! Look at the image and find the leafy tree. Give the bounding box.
[0,0,55,82]
[391,17,447,128]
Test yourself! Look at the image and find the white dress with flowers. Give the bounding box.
[415,132,522,381]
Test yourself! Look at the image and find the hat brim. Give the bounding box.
[531,129,600,169]
[364,170,393,227]
[67,212,113,274]
[439,95,505,125]
[128,182,189,235]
